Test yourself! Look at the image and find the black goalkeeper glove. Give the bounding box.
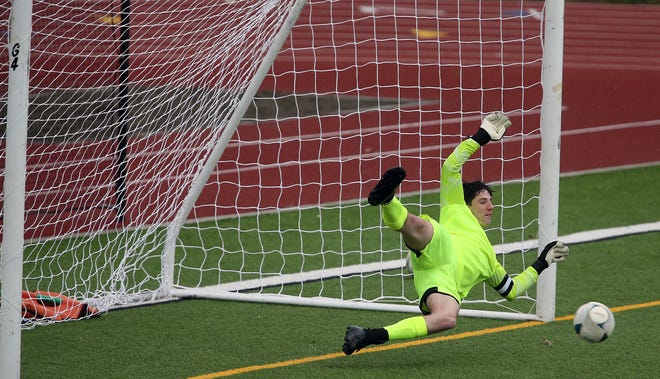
[532,241,569,274]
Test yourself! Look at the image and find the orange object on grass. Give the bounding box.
[21,290,99,321]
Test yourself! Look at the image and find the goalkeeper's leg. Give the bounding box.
[343,293,459,355]
[369,167,433,252]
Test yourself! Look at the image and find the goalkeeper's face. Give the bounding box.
[469,189,494,227]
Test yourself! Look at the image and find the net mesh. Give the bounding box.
[0,0,548,326]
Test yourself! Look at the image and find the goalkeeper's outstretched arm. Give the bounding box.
[489,241,569,301]
[440,112,512,207]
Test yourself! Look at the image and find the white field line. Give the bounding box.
[189,221,660,293]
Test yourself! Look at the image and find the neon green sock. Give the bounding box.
[381,196,408,231]
[384,315,428,340]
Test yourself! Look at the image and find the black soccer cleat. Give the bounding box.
[342,325,369,355]
[368,166,406,206]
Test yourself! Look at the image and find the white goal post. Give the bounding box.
[1,0,566,373]
[1,0,32,376]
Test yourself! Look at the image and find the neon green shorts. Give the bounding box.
[410,214,461,312]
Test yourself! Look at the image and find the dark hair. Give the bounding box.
[462,181,493,205]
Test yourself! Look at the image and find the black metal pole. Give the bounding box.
[115,0,130,223]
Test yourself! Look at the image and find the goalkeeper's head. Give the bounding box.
[463,181,494,227]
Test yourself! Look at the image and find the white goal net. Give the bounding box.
[1,0,561,329]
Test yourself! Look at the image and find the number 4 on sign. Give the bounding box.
[10,43,20,70]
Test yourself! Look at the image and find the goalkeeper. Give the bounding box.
[342,112,569,355]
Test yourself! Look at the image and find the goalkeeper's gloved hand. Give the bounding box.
[480,111,511,141]
[470,112,512,145]
[532,240,569,274]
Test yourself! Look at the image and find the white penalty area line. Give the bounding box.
[187,300,660,379]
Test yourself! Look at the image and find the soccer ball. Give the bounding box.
[573,302,615,343]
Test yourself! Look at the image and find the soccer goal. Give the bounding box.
[2,0,564,361]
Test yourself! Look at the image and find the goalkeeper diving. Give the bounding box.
[342,112,569,355]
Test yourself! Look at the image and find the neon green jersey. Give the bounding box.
[442,138,504,299]
[412,139,512,303]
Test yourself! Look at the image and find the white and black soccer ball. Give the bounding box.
[573,301,615,343]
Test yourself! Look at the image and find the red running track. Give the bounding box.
[1,1,659,240]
